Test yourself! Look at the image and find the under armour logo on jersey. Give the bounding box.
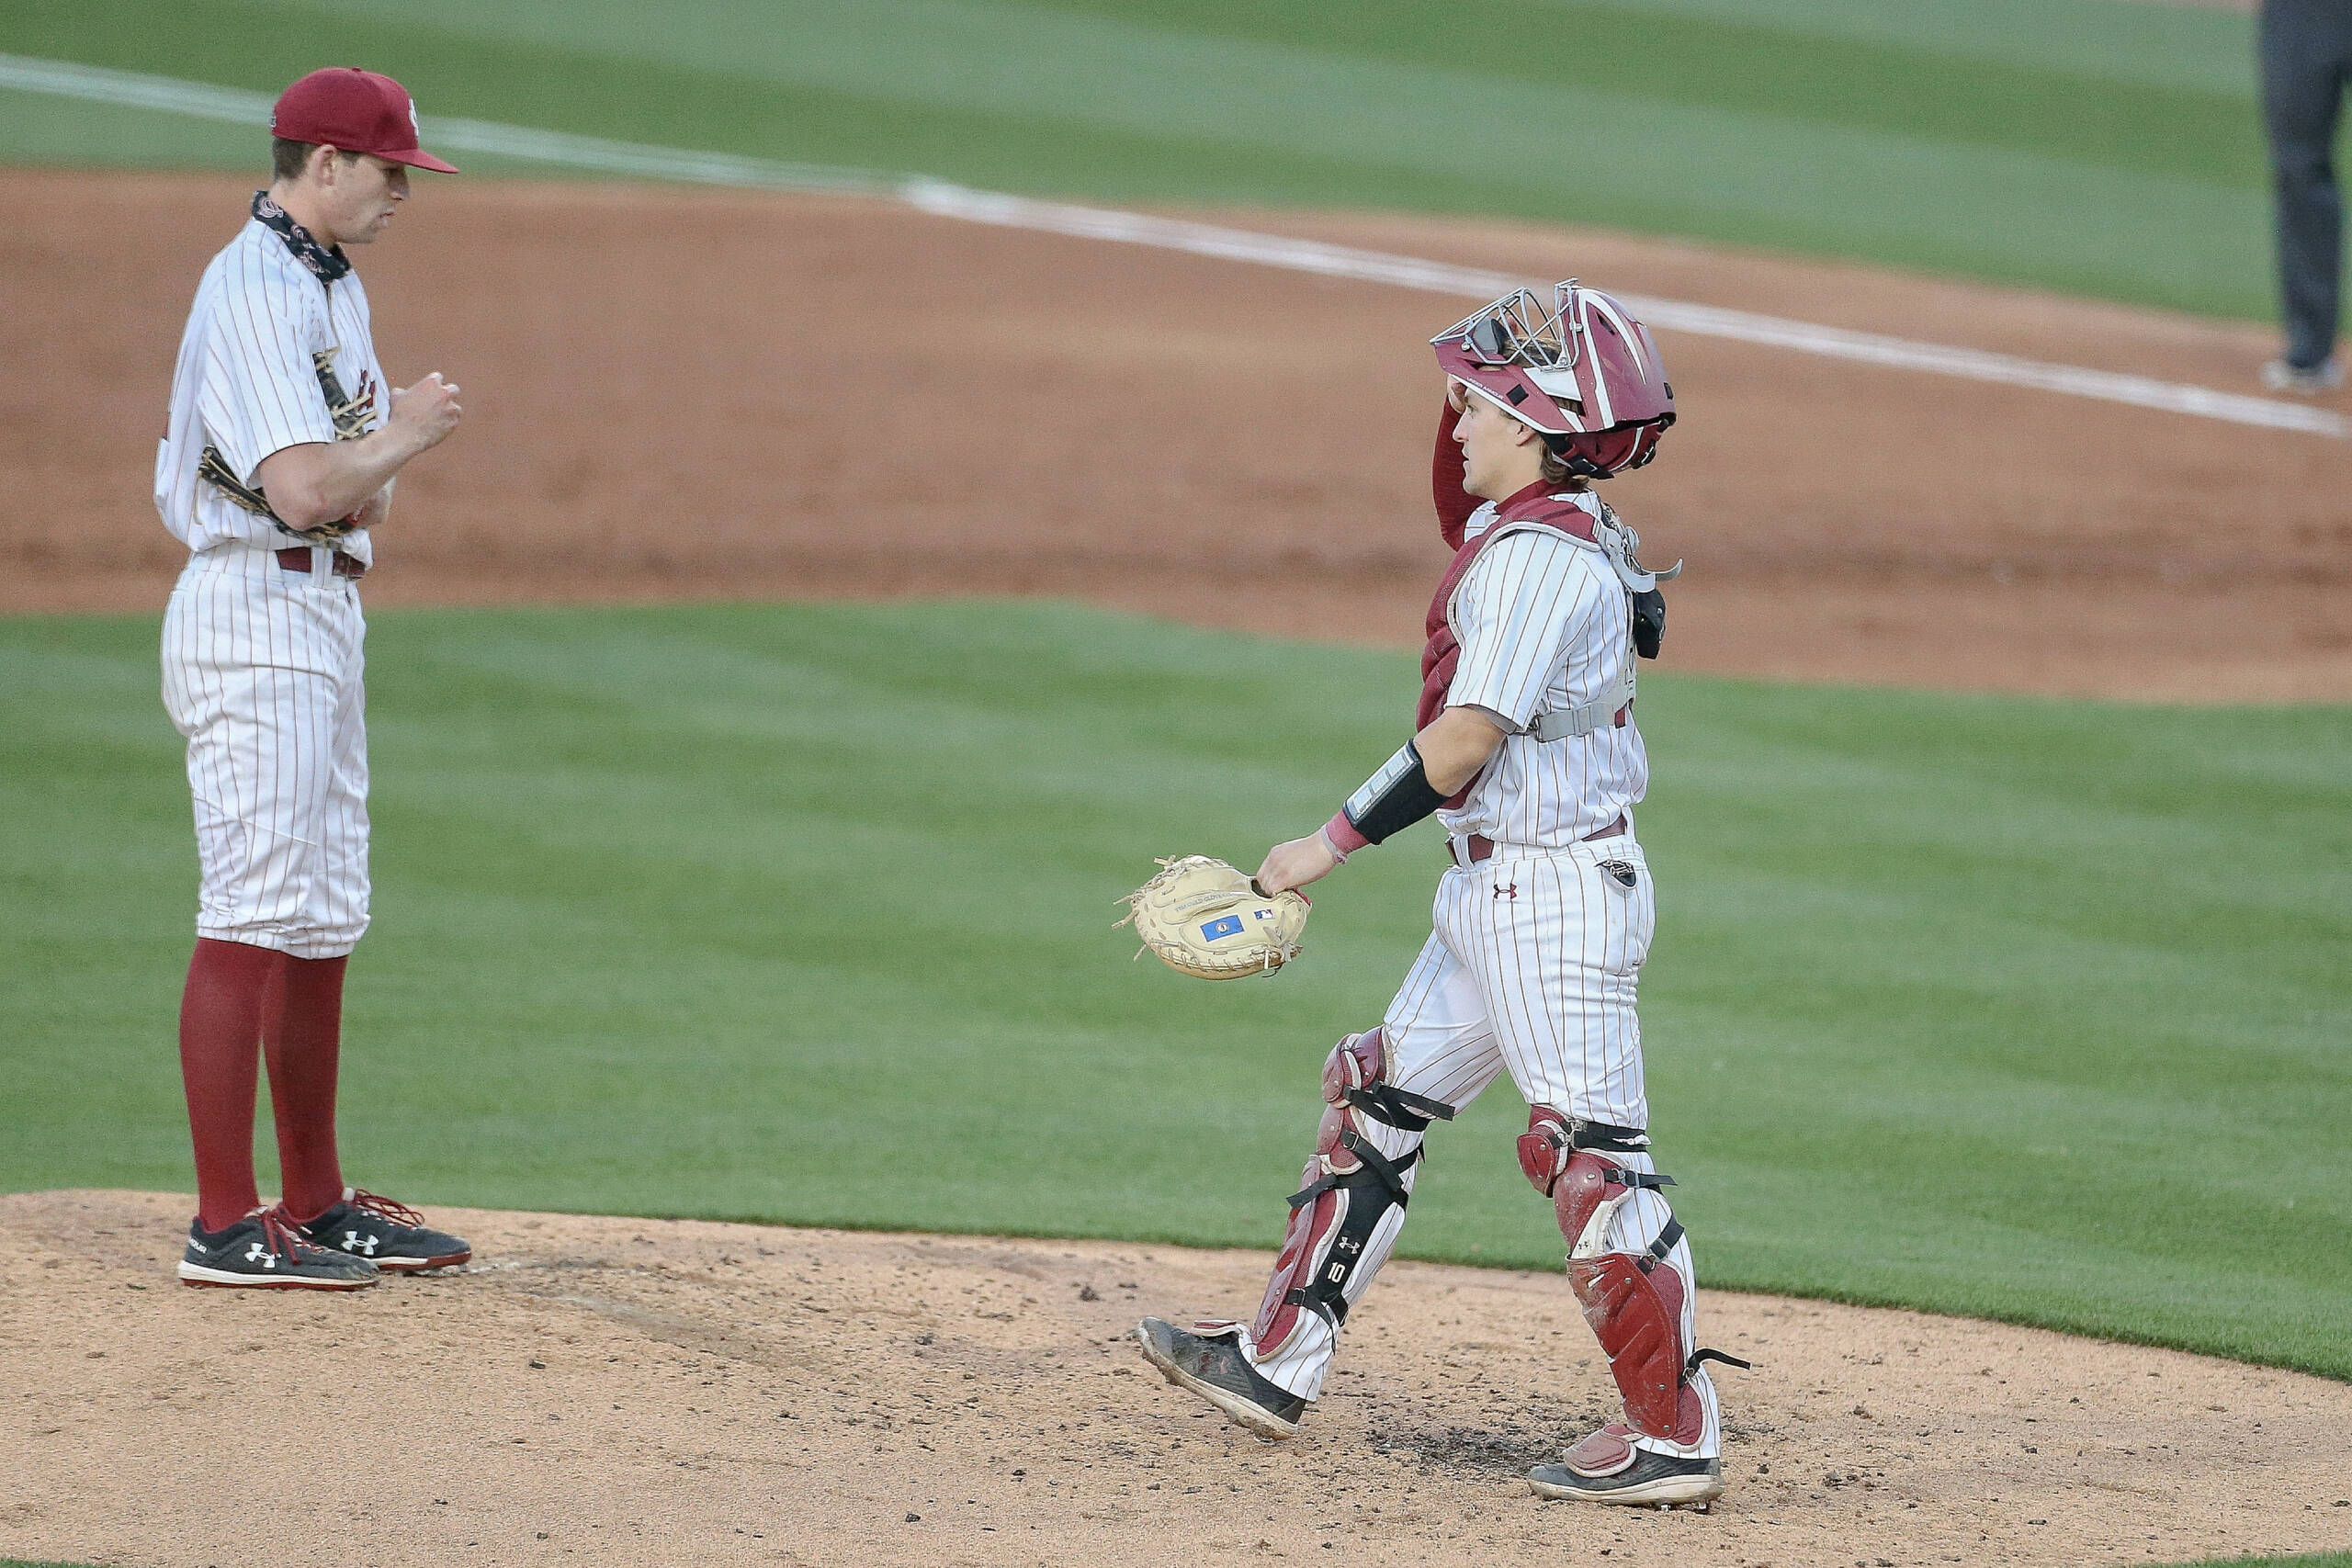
[343,1231,379,1255]
[1493,881,1519,899]
[245,1243,279,1269]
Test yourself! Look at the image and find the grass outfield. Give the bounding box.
[0,0,2284,320]
[2,601,2346,1385]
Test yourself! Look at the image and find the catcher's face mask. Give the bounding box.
[1431,279,1675,457]
[1445,287,1580,372]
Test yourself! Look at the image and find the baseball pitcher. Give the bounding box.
[1137,283,1742,1507]
[157,68,469,1288]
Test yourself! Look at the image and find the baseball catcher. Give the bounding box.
[1135,282,1743,1508]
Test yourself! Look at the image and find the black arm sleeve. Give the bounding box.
[1342,741,1449,845]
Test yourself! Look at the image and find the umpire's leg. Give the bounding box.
[2261,0,2352,371]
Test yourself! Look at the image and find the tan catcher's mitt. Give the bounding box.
[1116,856,1310,980]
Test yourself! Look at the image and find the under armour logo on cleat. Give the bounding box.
[343,1231,378,1255]
[1493,881,1519,899]
[246,1243,278,1269]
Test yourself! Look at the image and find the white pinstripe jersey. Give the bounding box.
[154,215,382,568]
[1437,494,1646,845]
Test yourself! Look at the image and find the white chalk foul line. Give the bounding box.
[902,184,2348,438]
[6,52,2340,440]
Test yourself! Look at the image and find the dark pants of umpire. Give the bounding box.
[2262,0,2352,370]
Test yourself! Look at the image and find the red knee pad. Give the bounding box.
[1517,1104,1577,1194]
[1519,1104,1653,1195]
[1322,1029,1386,1106]
[1329,1029,1455,1134]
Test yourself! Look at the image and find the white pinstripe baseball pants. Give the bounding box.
[1246,836,1723,1457]
[162,543,371,959]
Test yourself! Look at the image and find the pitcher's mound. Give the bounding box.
[4,1190,2345,1567]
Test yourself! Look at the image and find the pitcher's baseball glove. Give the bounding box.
[1116,856,1309,980]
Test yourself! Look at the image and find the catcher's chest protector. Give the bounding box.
[1417,490,1607,808]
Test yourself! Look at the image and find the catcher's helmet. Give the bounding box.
[1432,281,1673,478]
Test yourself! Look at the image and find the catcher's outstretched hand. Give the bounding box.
[1255,833,1340,897]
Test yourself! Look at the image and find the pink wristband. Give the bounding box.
[1321,810,1371,860]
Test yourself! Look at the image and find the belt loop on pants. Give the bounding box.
[1450,814,1630,867]
[276,545,367,580]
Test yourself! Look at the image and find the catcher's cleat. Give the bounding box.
[1134,1317,1307,1439]
[1527,1423,1724,1507]
[177,1207,380,1290]
[299,1189,471,1271]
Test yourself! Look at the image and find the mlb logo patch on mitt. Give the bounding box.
[1116,856,1309,980]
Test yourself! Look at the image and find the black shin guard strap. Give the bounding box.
[1342,1082,1457,1134]
[1634,1218,1686,1274]
[1288,1136,1422,1210]
[1282,1156,1413,1331]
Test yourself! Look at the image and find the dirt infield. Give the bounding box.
[3,168,2347,701]
[5,1190,2349,1568]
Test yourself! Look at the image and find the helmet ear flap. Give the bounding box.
[1550,420,1669,479]
[1542,431,1610,481]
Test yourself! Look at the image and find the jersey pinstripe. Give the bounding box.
[155,216,382,567]
[156,202,385,960]
[162,547,369,957]
[1230,484,1727,1462]
[1440,496,1645,845]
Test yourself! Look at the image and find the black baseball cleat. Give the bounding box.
[299,1189,472,1271]
[1528,1425,1724,1508]
[177,1207,380,1290]
[1133,1317,1307,1439]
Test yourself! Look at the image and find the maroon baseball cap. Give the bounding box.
[271,67,459,174]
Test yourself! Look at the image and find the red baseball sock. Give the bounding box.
[179,938,283,1232]
[266,953,349,1224]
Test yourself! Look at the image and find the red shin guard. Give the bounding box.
[1521,1106,1699,1443]
[1567,1246,1699,1440]
[1250,1031,1434,1357]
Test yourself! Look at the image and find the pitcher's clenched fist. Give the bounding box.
[389,371,463,449]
